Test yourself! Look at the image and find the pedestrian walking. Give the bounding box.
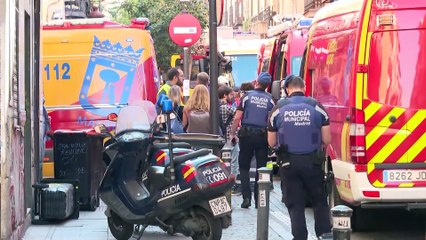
[157,67,184,99]
[230,72,275,208]
[267,75,332,239]
[218,85,240,194]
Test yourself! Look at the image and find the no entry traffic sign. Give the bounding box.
[168,13,202,47]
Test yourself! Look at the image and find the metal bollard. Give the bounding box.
[256,167,272,240]
[331,205,353,240]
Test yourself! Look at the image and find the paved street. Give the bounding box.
[23,178,426,240]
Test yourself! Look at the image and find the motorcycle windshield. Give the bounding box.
[115,100,157,134]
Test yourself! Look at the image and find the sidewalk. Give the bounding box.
[23,178,318,240]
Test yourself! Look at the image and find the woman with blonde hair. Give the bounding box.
[167,85,184,120]
[182,84,211,133]
[167,85,184,133]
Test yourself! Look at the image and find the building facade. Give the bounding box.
[0,0,42,239]
[221,0,332,37]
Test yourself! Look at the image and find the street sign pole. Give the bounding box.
[209,0,219,135]
[183,47,190,103]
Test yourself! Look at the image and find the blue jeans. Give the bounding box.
[231,143,240,176]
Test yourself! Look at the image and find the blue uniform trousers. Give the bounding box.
[238,134,268,205]
[280,154,331,240]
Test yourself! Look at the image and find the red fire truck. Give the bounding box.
[302,0,426,229]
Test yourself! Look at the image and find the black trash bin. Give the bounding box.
[172,133,225,157]
[53,130,106,211]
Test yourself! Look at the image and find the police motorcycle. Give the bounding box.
[96,99,234,240]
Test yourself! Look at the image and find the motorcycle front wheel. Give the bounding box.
[192,208,222,240]
[108,211,134,240]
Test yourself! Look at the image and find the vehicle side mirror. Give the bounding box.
[94,124,108,134]
[271,80,281,101]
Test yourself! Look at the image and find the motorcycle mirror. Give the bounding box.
[107,113,118,122]
[94,124,108,134]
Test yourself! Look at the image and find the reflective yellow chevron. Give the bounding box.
[395,111,426,163]
[364,101,382,122]
[373,179,386,188]
[366,107,405,150]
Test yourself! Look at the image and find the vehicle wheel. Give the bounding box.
[192,208,222,240]
[108,211,134,240]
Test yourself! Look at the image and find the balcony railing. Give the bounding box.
[304,0,334,14]
[251,6,271,22]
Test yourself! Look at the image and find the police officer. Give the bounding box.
[230,72,275,208]
[267,75,331,239]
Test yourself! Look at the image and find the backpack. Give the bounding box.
[187,110,211,133]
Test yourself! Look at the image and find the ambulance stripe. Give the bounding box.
[364,101,382,122]
[364,106,393,133]
[366,108,405,149]
[405,132,426,164]
[384,116,426,164]
[371,111,424,163]
[355,0,373,109]
[340,122,350,161]
[373,179,385,188]
[369,128,407,164]
[399,183,414,188]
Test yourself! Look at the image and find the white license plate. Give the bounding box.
[208,196,231,216]
[383,170,426,182]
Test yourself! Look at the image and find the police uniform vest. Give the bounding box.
[241,89,274,128]
[277,96,322,154]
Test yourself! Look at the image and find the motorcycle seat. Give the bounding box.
[174,149,211,164]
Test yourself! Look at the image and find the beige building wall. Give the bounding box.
[1,0,40,239]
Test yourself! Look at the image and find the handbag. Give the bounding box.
[171,111,185,134]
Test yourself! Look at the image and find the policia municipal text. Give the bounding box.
[267,75,332,240]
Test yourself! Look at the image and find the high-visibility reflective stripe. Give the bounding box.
[369,128,407,164]
[341,122,350,161]
[373,179,386,188]
[355,0,373,110]
[399,183,414,188]
[366,107,405,149]
[403,132,426,164]
[364,101,382,122]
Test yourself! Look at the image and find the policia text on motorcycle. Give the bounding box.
[267,75,332,240]
[230,72,275,209]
